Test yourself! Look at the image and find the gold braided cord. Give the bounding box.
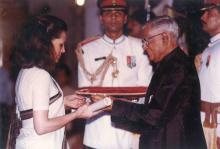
[75,45,117,86]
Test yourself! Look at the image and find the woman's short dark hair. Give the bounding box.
[11,15,67,79]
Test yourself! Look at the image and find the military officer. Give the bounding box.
[199,0,220,148]
[76,0,152,148]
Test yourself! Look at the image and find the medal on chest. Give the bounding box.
[127,56,136,69]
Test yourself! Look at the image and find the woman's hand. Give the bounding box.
[74,103,97,119]
[64,94,86,109]
[74,100,114,119]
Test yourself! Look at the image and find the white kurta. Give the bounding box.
[15,67,65,149]
[199,33,220,136]
[78,35,152,149]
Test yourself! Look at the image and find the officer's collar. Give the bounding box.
[208,32,220,47]
[103,34,126,45]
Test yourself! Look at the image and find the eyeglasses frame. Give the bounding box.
[142,32,166,48]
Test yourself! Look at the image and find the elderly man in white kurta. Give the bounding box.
[77,0,152,148]
[199,0,220,148]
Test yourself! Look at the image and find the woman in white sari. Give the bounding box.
[12,15,96,149]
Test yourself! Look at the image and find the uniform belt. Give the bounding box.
[201,101,220,128]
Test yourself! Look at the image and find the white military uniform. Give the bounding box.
[78,34,152,149]
[199,33,220,137]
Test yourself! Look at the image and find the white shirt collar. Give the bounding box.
[103,34,126,45]
[208,33,220,47]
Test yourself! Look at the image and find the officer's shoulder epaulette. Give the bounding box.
[78,35,101,47]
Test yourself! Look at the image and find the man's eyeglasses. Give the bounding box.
[142,32,165,47]
[200,3,220,12]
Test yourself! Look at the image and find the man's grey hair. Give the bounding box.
[149,16,179,39]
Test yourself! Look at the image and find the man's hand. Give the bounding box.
[101,103,113,111]
[102,97,129,111]
[91,94,106,102]
[89,96,115,112]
